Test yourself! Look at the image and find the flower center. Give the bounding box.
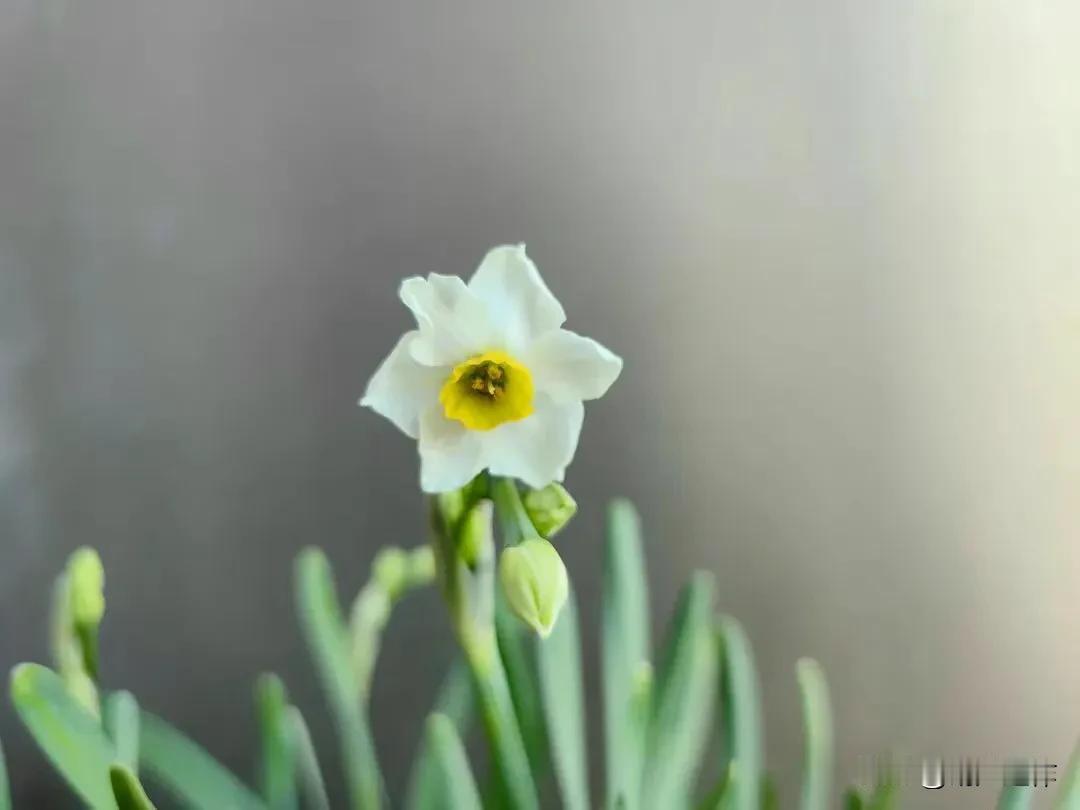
[440,351,535,431]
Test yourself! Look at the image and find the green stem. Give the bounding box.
[490,478,536,546]
[432,494,540,810]
[462,633,539,810]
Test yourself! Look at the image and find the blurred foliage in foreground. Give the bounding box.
[6,499,1079,809]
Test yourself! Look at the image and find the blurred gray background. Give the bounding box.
[1,1,1078,807]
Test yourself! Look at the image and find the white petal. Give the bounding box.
[418,406,486,492]
[484,394,584,489]
[468,245,566,351]
[360,331,445,438]
[400,274,494,366]
[524,329,623,404]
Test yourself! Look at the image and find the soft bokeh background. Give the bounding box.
[1,1,1078,807]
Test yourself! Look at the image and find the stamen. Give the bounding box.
[468,361,507,400]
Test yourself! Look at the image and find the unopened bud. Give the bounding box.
[372,547,409,599]
[407,546,436,585]
[522,483,577,538]
[67,548,105,631]
[498,538,568,638]
[458,500,494,567]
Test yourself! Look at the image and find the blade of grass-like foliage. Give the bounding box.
[423,714,483,810]
[105,691,141,772]
[796,658,832,810]
[295,548,383,810]
[285,707,330,810]
[9,663,118,809]
[536,588,589,810]
[110,764,157,810]
[865,779,897,810]
[842,788,864,810]
[495,595,548,778]
[642,572,717,809]
[139,710,265,810]
[998,785,1033,810]
[761,776,779,810]
[1056,741,1080,810]
[0,735,10,810]
[603,499,651,809]
[405,660,475,810]
[716,615,763,810]
[255,674,297,810]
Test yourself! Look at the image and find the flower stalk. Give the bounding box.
[431,490,540,810]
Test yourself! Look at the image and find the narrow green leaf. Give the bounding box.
[295,548,383,810]
[536,588,589,810]
[9,663,118,809]
[285,706,329,810]
[642,573,717,809]
[1056,741,1080,810]
[138,710,265,810]
[405,660,475,810]
[796,658,833,810]
[496,595,548,778]
[760,776,779,810]
[423,714,483,810]
[255,674,298,810]
[0,735,13,810]
[842,788,865,810]
[105,691,141,772]
[715,616,764,810]
[110,764,157,810]
[998,785,1033,810]
[603,499,651,809]
[865,779,898,810]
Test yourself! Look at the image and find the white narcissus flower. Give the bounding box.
[361,245,622,493]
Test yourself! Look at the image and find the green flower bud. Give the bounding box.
[522,483,577,538]
[458,501,493,568]
[372,547,410,600]
[498,538,568,638]
[407,545,436,585]
[67,547,105,630]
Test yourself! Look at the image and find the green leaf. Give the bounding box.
[536,588,589,810]
[423,714,483,810]
[9,663,118,809]
[0,735,12,810]
[255,674,297,810]
[285,706,329,810]
[760,775,779,810]
[138,710,265,810]
[716,615,764,810]
[865,779,898,810]
[796,658,833,810]
[642,573,717,809]
[842,788,864,810]
[110,764,157,810]
[998,785,1033,810]
[405,660,474,810]
[105,691,141,772]
[295,548,383,810]
[1056,741,1080,810]
[603,499,651,809]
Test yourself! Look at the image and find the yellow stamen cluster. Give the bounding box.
[440,351,534,431]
